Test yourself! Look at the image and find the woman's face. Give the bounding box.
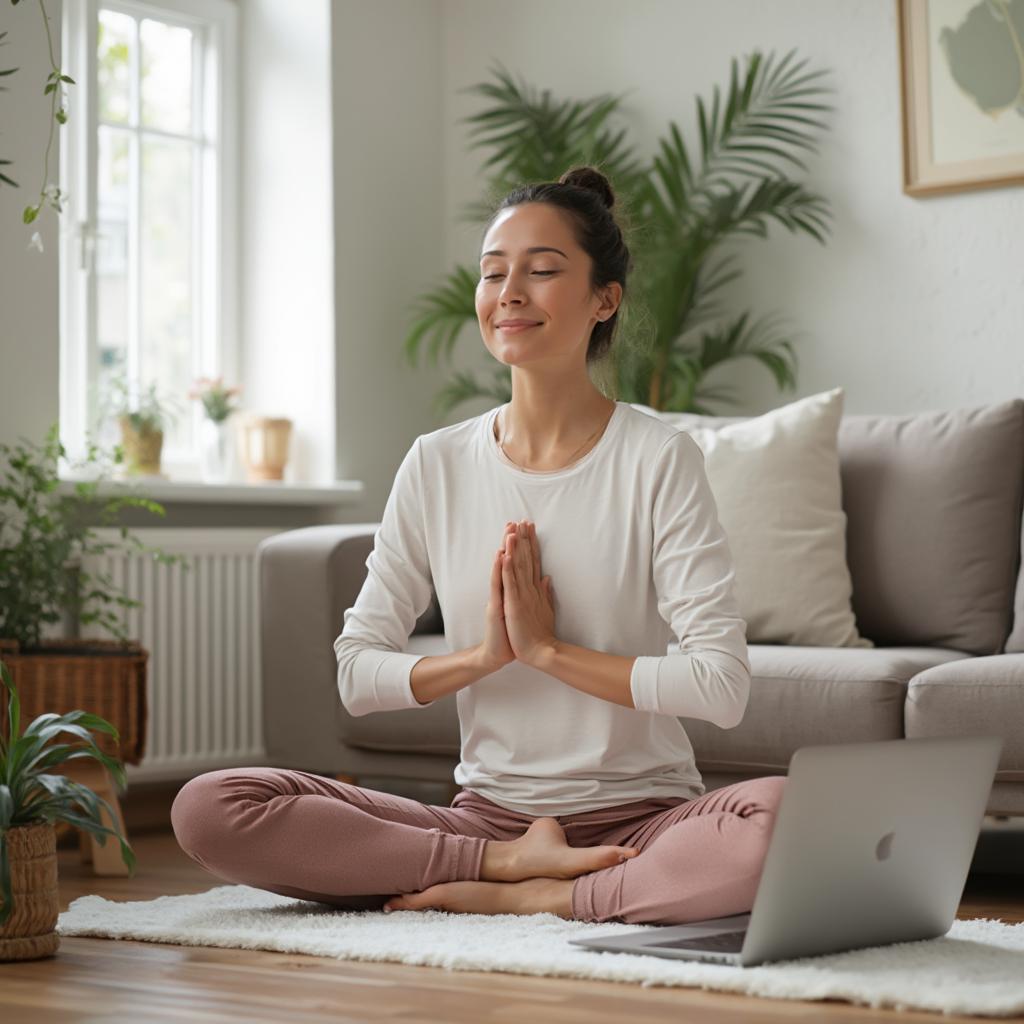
[476,202,620,372]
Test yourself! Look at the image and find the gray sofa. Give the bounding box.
[259,398,1024,815]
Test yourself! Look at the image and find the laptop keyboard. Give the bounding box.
[656,930,747,953]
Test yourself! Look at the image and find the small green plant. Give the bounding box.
[103,377,181,435]
[0,656,136,928]
[0,423,184,651]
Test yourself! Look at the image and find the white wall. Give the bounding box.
[0,0,62,446]
[241,0,334,484]
[439,0,1024,417]
[331,0,448,514]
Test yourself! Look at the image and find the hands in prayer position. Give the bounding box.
[479,519,558,672]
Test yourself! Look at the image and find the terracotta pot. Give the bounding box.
[237,416,293,481]
[118,417,164,476]
[0,821,60,961]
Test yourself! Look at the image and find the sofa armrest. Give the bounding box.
[259,524,380,769]
[906,654,1024,781]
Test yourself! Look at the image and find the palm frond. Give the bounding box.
[692,311,800,394]
[701,178,831,244]
[402,265,478,369]
[455,60,647,224]
[431,367,511,419]
[691,49,833,190]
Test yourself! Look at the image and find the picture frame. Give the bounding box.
[898,0,1024,196]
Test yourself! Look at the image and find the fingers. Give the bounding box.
[491,545,503,600]
[527,522,542,589]
[501,531,516,596]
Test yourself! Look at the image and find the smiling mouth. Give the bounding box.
[498,323,541,331]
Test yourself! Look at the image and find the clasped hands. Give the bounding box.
[480,519,558,671]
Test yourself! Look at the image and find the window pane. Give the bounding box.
[141,18,192,135]
[141,137,193,453]
[98,8,132,124]
[96,125,130,434]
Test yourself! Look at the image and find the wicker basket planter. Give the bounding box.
[0,822,60,961]
[0,638,148,765]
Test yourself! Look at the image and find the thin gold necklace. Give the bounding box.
[496,404,614,471]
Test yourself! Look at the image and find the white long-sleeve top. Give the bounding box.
[334,401,751,816]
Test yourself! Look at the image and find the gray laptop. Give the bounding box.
[569,735,1003,968]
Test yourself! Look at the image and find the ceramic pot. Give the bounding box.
[238,416,293,481]
[118,417,163,476]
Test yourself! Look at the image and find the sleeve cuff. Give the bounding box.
[337,650,433,715]
[630,655,663,714]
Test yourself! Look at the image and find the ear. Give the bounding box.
[599,281,622,320]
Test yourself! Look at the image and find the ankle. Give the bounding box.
[480,839,518,882]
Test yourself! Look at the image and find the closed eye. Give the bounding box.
[482,271,558,280]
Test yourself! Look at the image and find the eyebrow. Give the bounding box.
[480,246,569,260]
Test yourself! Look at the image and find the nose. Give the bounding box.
[498,271,527,306]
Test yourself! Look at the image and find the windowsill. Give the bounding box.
[57,475,365,506]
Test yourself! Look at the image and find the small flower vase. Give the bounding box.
[199,418,231,482]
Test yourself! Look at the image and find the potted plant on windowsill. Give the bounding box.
[0,656,136,960]
[103,376,182,478]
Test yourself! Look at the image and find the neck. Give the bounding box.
[494,385,616,466]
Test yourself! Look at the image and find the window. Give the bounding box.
[60,0,238,475]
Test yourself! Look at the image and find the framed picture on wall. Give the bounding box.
[898,0,1024,196]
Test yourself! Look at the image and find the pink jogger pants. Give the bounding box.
[170,769,787,925]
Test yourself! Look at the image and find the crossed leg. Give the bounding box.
[382,777,788,925]
[169,767,636,913]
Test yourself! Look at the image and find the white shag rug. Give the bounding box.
[57,885,1024,1018]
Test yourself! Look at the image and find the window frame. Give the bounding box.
[60,0,239,474]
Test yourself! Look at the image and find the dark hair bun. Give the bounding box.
[558,166,615,210]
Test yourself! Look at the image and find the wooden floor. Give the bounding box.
[2,816,1023,1023]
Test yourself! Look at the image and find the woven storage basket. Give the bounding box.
[0,638,148,765]
[0,822,60,961]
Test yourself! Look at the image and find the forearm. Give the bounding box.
[410,645,498,705]
[532,641,637,709]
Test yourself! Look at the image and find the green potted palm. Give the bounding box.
[0,656,136,960]
[403,50,834,415]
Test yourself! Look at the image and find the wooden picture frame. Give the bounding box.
[898,0,1024,196]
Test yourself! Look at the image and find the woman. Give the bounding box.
[171,166,786,926]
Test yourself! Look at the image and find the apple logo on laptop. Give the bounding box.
[875,831,895,861]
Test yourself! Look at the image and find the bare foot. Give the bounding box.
[481,816,640,883]
[382,876,574,918]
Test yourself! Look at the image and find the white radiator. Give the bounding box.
[81,528,282,783]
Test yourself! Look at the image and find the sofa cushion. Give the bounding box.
[679,644,971,774]
[651,396,1024,655]
[631,388,870,648]
[905,655,1024,781]
[838,398,1024,655]
[1003,498,1024,653]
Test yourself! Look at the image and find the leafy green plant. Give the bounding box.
[0,0,75,224]
[0,655,136,928]
[103,376,182,435]
[0,424,184,651]
[403,51,834,414]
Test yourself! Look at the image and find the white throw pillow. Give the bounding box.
[632,388,871,648]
